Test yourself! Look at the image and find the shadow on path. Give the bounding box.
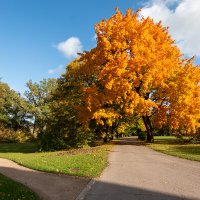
[1,165,198,200]
[83,180,199,200]
[0,159,90,200]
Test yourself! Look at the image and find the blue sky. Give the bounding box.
[0,0,200,93]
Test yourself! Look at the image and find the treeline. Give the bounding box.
[0,79,57,143]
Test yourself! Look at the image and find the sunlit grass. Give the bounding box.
[149,136,200,161]
[0,143,112,177]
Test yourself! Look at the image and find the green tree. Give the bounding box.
[24,78,57,135]
[0,81,31,131]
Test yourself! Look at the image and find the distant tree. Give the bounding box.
[24,78,57,135]
[0,81,31,131]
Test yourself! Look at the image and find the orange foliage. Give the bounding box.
[71,8,200,135]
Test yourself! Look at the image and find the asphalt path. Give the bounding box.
[83,137,200,200]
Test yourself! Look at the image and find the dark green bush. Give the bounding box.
[137,130,146,141]
[38,131,67,151]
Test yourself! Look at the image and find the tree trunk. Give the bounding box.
[142,116,154,143]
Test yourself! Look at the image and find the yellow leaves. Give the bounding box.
[64,8,200,135]
[93,109,120,126]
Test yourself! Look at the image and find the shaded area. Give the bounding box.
[173,145,200,156]
[84,180,199,200]
[111,136,145,146]
[0,159,90,200]
[0,142,38,153]
[0,173,39,200]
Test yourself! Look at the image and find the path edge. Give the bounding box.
[75,179,96,200]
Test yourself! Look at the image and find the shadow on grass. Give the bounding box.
[0,143,38,153]
[172,145,200,155]
[0,166,198,200]
[0,166,89,200]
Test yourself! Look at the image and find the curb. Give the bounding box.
[75,179,96,200]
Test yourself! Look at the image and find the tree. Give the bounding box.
[38,61,90,150]
[24,78,57,135]
[72,8,200,142]
[0,81,31,131]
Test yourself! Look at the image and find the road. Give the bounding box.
[83,137,200,200]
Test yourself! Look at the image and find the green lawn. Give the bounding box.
[149,136,200,161]
[0,143,112,177]
[0,173,39,200]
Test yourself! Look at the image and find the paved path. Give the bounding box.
[83,138,200,200]
[0,158,90,200]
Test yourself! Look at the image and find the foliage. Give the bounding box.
[0,81,33,142]
[0,81,32,131]
[0,173,39,200]
[24,78,58,136]
[0,125,33,143]
[68,8,200,142]
[38,62,92,150]
[0,143,112,177]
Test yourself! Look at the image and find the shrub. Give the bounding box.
[137,130,146,141]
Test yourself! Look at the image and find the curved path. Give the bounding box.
[0,158,90,200]
[82,138,200,200]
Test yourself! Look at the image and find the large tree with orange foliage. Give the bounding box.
[70,8,200,142]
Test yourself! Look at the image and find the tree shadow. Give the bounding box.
[173,145,200,155]
[0,166,198,200]
[83,180,198,200]
[0,166,89,200]
[111,136,145,146]
[0,142,38,153]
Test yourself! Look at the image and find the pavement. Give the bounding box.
[0,158,90,200]
[82,137,200,200]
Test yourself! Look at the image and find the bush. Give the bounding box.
[37,130,67,151]
[137,130,146,141]
[0,125,33,143]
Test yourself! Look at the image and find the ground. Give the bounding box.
[0,137,200,200]
[83,137,200,200]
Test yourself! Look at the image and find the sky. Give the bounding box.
[0,0,200,94]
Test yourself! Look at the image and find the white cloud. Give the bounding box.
[141,0,200,57]
[56,37,82,58]
[92,34,97,41]
[48,64,63,74]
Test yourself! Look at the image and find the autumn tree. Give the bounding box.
[73,8,200,142]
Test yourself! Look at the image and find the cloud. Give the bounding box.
[92,34,97,41]
[48,64,63,74]
[141,0,200,57]
[55,37,82,58]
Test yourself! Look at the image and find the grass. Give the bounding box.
[0,173,39,200]
[0,143,112,177]
[149,136,200,161]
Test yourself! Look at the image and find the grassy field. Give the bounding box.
[0,173,39,200]
[149,136,200,161]
[0,143,112,177]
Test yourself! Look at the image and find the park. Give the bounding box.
[0,1,200,200]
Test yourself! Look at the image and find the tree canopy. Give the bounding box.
[66,8,200,142]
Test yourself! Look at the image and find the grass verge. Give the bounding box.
[0,173,39,200]
[149,136,200,161]
[0,143,112,177]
